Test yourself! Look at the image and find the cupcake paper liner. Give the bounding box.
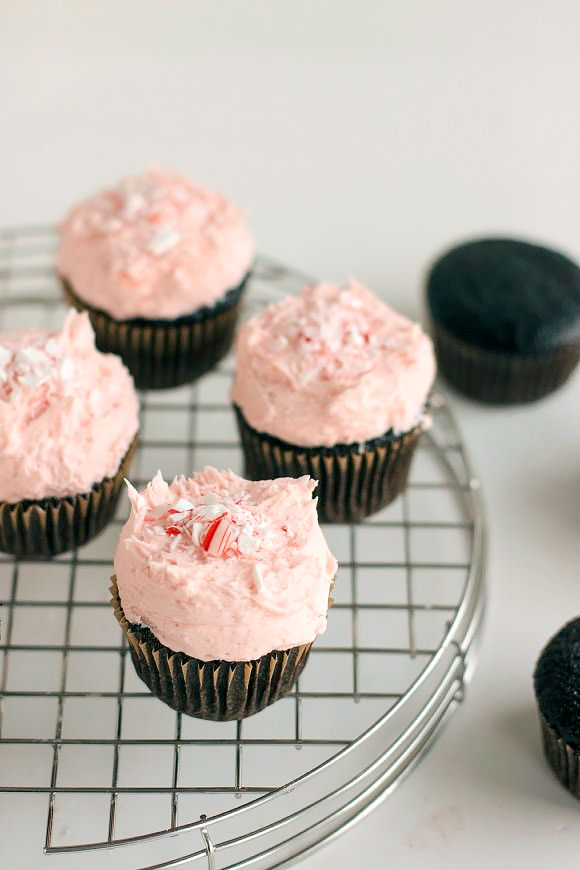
[111,577,313,721]
[431,320,580,404]
[539,714,580,798]
[61,275,249,390]
[0,436,137,559]
[234,405,423,523]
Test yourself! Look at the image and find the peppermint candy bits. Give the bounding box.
[0,337,75,402]
[149,494,268,560]
[200,514,236,556]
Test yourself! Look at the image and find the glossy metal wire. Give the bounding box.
[0,228,486,869]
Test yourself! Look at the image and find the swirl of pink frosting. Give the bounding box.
[0,311,139,503]
[231,280,436,447]
[57,169,254,320]
[114,468,337,662]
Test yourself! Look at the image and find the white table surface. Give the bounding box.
[1,2,579,867]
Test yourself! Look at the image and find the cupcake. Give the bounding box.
[231,280,436,523]
[112,468,337,721]
[0,311,138,558]
[426,237,580,403]
[57,168,254,389]
[534,619,580,798]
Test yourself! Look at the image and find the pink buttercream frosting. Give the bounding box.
[0,311,139,503]
[114,468,337,662]
[231,280,436,447]
[57,168,254,320]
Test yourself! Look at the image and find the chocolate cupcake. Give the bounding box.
[57,169,254,389]
[426,238,580,403]
[0,311,138,558]
[231,280,436,523]
[534,618,580,798]
[113,468,336,721]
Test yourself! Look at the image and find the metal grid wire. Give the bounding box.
[0,227,485,870]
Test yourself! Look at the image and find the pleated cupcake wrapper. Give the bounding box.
[61,275,249,390]
[0,436,137,559]
[539,715,580,798]
[431,320,580,404]
[111,577,314,721]
[234,405,423,523]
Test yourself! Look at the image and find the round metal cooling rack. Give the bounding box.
[0,227,486,870]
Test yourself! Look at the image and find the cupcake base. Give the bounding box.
[539,715,580,798]
[431,320,580,404]
[234,405,423,523]
[0,437,137,559]
[61,275,249,390]
[111,577,313,721]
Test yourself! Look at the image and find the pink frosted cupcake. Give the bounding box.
[0,311,139,557]
[58,169,254,389]
[112,468,337,720]
[231,280,436,522]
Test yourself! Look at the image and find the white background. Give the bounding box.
[1,2,580,867]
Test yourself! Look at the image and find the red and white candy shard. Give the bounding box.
[200,513,237,556]
[165,525,181,537]
[166,497,194,523]
[192,503,226,522]
[152,494,267,559]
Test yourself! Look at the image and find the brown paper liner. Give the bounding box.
[234,405,423,523]
[111,577,314,721]
[61,275,249,390]
[539,715,580,798]
[0,436,137,559]
[431,320,580,404]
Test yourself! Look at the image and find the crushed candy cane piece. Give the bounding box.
[199,492,219,505]
[0,336,76,401]
[172,498,194,512]
[145,489,274,560]
[16,347,46,367]
[166,510,189,523]
[165,526,181,537]
[201,514,235,556]
[147,226,181,255]
[253,564,264,593]
[192,503,226,522]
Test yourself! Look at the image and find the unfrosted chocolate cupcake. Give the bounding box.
[426,238,580,403]
[231,280,436,523]
[58,169,254,389]
[112,468,337,721]
[534,618,580,798]
[0,311,138,557]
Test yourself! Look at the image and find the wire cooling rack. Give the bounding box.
[0,227,485,870]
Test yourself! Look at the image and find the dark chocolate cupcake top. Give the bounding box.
[534,618,580,749]
[427,238,580,354]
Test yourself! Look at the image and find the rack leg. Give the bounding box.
[200,815,216,870]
